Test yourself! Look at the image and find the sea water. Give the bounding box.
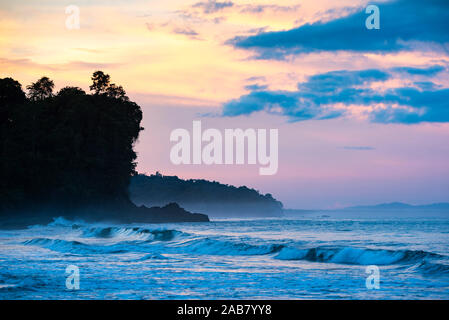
[0,212,448,299]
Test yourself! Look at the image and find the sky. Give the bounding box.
[1,0,449,209]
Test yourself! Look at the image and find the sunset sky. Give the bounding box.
[1,0,449,208]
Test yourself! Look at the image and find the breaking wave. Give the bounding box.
[81,226,183,241]
[171,237,284,256]
[274,246,443,265]
[414,260,449,277]
[23,235,445,267]
[21,222,448,272]
[23,238,128,254]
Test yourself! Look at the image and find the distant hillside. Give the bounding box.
[344,202,449,211]
[283,202,449,216]
[129,173,283,217]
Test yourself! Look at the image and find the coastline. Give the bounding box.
[0,202,209,230]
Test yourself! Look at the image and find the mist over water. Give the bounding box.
[1,213,448,299]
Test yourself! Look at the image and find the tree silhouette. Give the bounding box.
[0,77,26,124]
[0,73,209,224]
[89,71,129,101]
[0,72,142,215]
[106,83,128,101]
[89,71,110,94]
[130,174,284,217]
[0,77,26,106]
[26,76,54,101]
[57,86,86,96]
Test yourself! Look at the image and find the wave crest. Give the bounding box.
[275,246,442,265]
[81,226,183,242]
[173,237,284,256]
[23,238,127,254]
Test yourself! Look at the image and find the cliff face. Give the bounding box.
[129,173,284,218]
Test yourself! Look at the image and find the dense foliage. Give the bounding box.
[0,72,143,215]
[130,173,284,217]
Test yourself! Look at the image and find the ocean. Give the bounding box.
[1,212,448,299]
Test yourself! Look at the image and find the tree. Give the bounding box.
[26,76,54,101]
[0,77,26,106]
[1,73,143,216]
[57,86,86,97]
[0,77,26,123]
[106,83,128,101]
[89,71,110,94]
[0,78,27,211]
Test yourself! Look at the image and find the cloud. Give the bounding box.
[63,61,122,70]
[239,4,301,14]
[369,87,449,123]
[244,84,268,91]
[192,0,234,14]
[0,57,121,72]
[392,65,446,76]
[299,69,390,93]
[341,146,375,150]
[172,27,200,38]
[187,0,300,23]
[229,0,449,59]
[245,76,266,82]
[146,21,202,40]
[221,65,449,124]
[222,88,344,121]
[73,48,104,54]
[413,81,439,91]
[190,0,299,15]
